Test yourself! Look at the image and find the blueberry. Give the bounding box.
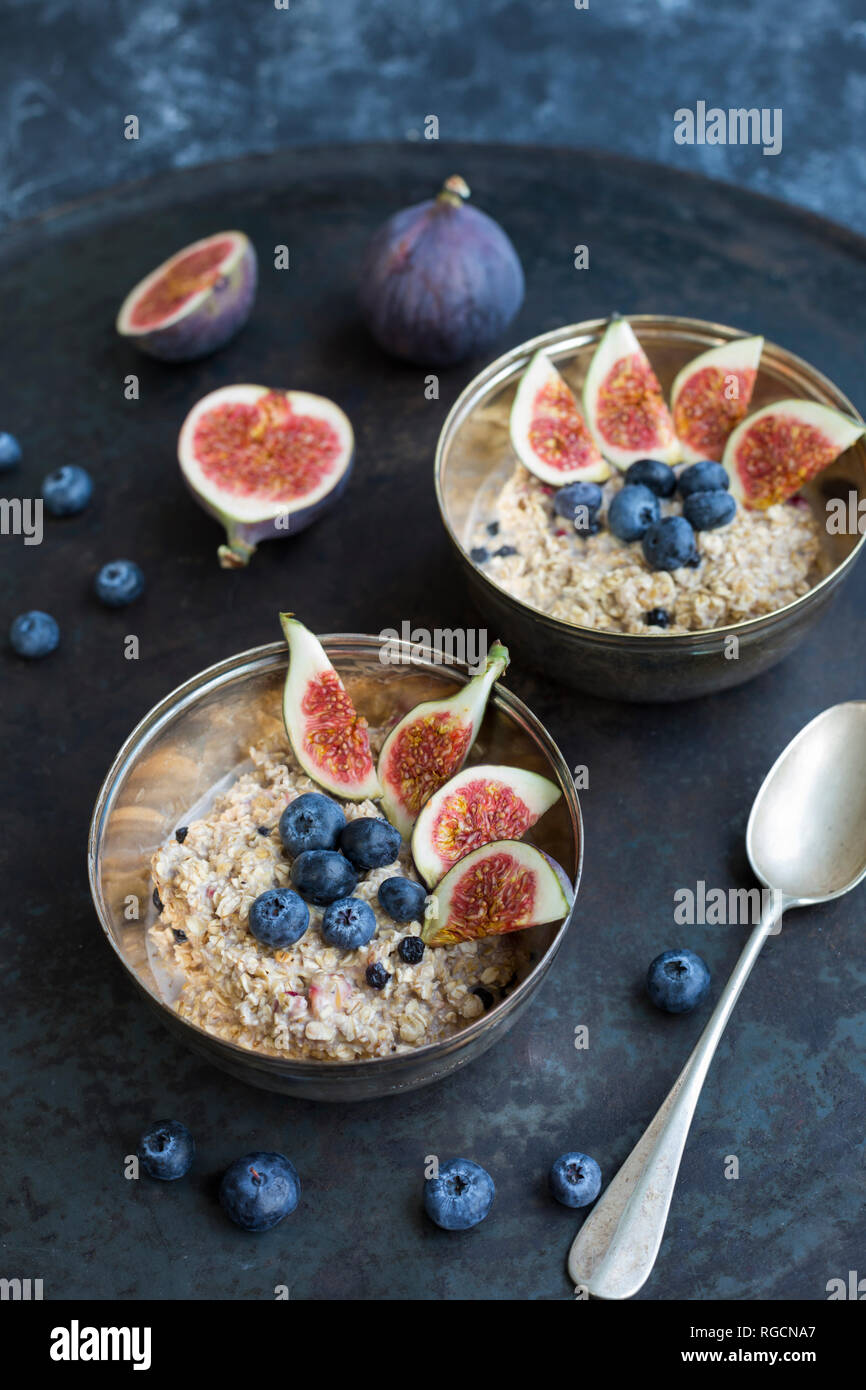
[366,961,391,989]
[321,896,377,950]
[486,521,500,536]
[378,876,427,924]
[494,544,518,558]
[549,1151,602,1209]
[152,887,163,913]
[677,461,729,497]
[397,935,426,964]
[644,608,672,628]
[646,948,711,1014]
[248,888,309,949]
[424,1158,495,1231]
[553,481,603,525]
[137,1120,195,1181]
[94,559,145,607]
[175,827,188,844]
[607,484,660,542]
[339,817,402,872]
[472,986,495,1011]
[172,928,187,943]
[470,546,489,563]
[0,432,22,469]
[219,1152,300,1232]
[279,792,346,857]
[642,516,699,571]
[9,610,59,659]
[683,490,737,531]
[624,458,677,498]
[41,465,93,517]
[257,826,271,837]
[290,850,357,906]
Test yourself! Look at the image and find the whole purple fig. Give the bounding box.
[359,176,524,368]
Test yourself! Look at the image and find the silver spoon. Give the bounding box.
[568,701,866,1300]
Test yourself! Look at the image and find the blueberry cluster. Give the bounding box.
[240,791,428,984]
[4,430,147,658]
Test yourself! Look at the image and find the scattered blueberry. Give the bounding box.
[549,1151,602,1209]
[646,948,711,1014]
[0,433,22,469]
[553,481,604,527]
[608,484,660,542]
[470,546,489,563]
[219,1152,300,1232]
[279,792,346,857]
[495,544,518,558]
[677,461,729,497]
[486,520,500,536]
[175,826,188,844]
[290,850,357,906]
[248,888,310,949]
[137,1120,195,1181]
[378,876,427,924]
[472,986,495,1011]
[397,935,426,964]
[152,887,163,913]
[94,559,145,607]
[173,928,187,943]
[642,515,699,571]
[41,465,93,517]
[9,610,59,659]
[366,961,391,989]
[321,896,377,950]
[424,1158,495,1231]
[624,458,677,498]
[644,608,672,628]
[683,490,737,531]
[257,826,271,837]
[339,817,402,872]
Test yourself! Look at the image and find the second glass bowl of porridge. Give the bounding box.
[435,315,866,702]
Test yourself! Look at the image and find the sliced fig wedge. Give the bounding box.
[671,336,763,463]
[411,763,561,888]
[116,230,257,362]
[583,318,679,470]
[179,385,354,568]
[722,399,865,509]
[280,615,382,801]
[377,643,510,838]
[510,351,610,485]
[421,840,573,946]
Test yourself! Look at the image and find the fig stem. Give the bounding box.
[438,175,471,206]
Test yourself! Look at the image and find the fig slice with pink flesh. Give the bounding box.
[411,763,561,888]
[721,399,865,509]
[377,643,510,838]
[178,385,354,568]
[671,336,763,463]
[510,350,610,485]
[421,839,573,946]
[280,615,382,801]
[583,318,679,469]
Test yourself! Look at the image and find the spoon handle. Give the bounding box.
[568,894,786,1299]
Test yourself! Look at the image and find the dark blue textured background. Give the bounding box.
[2,0,865,227]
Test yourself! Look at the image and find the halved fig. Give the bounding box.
[178,385,354,568]
[583,318,679,470]
[411,763,561,888]
[280,615,381,801]
[116,231,257,361]
[377,643,510,838]
[722,399,865,509]
[421,840,573,946]
[510,351,610,485]
[671,336,763,463]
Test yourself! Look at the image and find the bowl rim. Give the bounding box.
[87,633,584,1077]
[434,313,866,645]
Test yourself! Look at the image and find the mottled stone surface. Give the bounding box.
[1,145,864,1300]
[1,0,864,227]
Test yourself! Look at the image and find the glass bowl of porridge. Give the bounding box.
[435,315,866,701]
[88,635,582,1101]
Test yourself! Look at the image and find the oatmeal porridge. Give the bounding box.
[472,464,826,635]
[149,732,527,1062]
